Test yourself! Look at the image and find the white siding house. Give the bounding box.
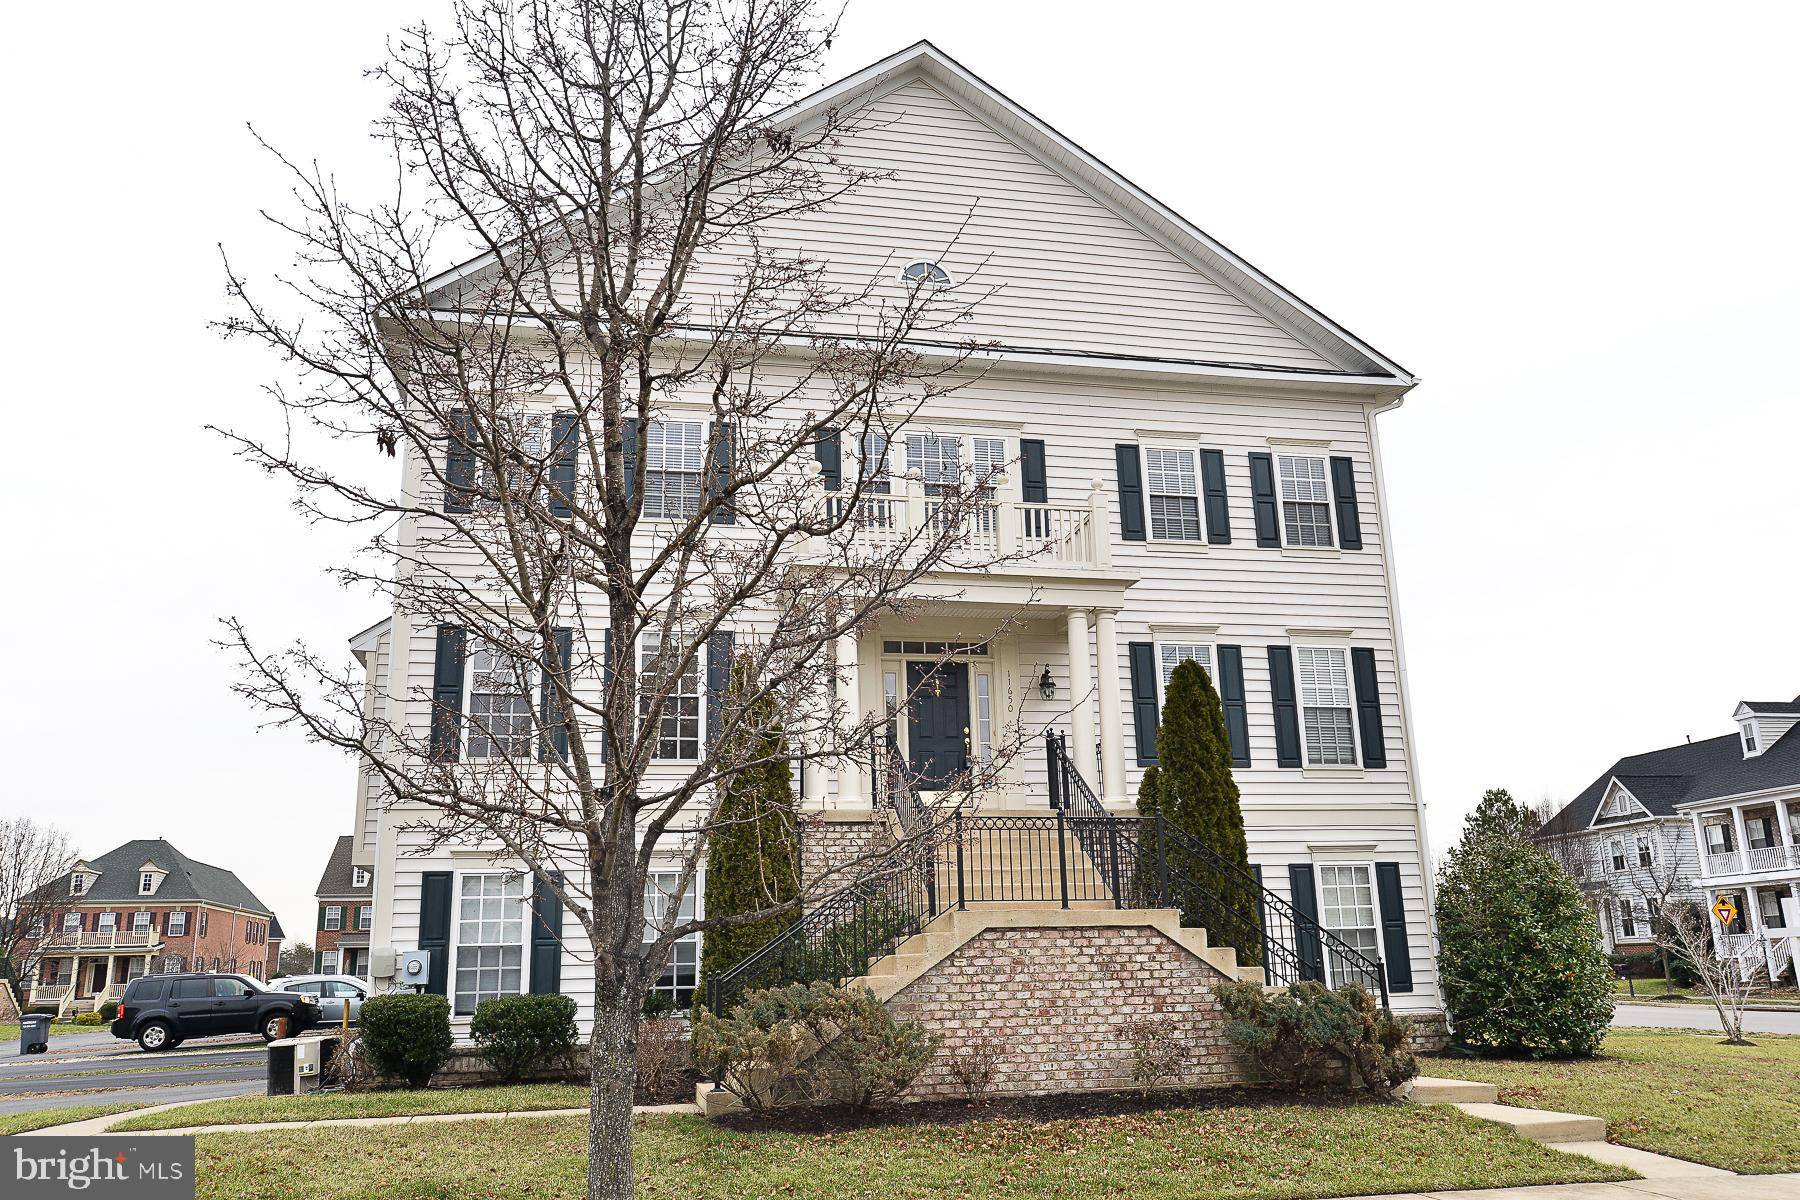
[343,42,1445,1035]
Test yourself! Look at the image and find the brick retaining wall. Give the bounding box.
[885,923,1253,1099]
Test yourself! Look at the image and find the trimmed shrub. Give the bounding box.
[99,1002,120,1023]
[699,658,801,1000]
[74,1011,106,1026]
[1218,979,1417,1091]
[1436,788,1614,1057]
[691,981,936,1113]
[470,994,578,1083]
[359,993,453,1088]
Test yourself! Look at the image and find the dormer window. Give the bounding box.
[900,261,952,286]
[352,867,370,888]
[1742,722,1758,756]
[70,874,89,896]
[140,873,156,894]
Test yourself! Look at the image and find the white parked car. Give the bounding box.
[269,974,369,1025]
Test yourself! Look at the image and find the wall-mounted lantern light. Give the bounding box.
[1038,666,1056,700]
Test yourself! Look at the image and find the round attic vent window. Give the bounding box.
[900,261,952,285]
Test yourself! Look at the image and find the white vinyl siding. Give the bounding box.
[1295,646,1355,766]
[452,873,525,1016]
[1276,454,1334,548]
[643,419,705,519]
[1144,447,1202,541]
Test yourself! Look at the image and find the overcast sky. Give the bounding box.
[4,2,1795,943]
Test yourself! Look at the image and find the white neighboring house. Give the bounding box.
[1536,695,1800,983]
[338,43,1445,1038]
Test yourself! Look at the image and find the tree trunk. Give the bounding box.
[587,961,642,1200]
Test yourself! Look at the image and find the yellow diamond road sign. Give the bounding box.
[1712,898,1738,926]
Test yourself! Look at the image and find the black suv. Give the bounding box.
[111,973,319,1051]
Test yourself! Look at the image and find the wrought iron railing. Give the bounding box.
[709,732,1393,1016]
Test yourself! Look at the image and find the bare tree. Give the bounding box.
[0,818,78,995]
[218,3,1031,1197]
[1657,901,1754,1045]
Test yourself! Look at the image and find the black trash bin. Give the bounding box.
[20,1014,50,1055]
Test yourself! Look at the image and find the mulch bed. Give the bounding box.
[710,1084,1376,1134]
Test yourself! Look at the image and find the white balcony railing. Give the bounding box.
[1746,844,1800,873]
[41,930,160,951]
[1705,850,1743,877]
[829,477,1109,571]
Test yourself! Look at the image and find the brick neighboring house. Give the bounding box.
[313,835,373,977]
[19,839,283,1015]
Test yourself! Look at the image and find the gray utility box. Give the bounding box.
[267,1035,342,1096]
[19,1015,51,1055]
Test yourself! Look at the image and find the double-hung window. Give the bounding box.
[1157,642,1213,699]
[643,870,701,1009]
[324,905,342,931]
[167,912,187,937]
[1316,864,1380,987]
[643,419,705,519]
[906,432,961,496]
[358,906,373,931]
[1607,839,1626,872]
[132,912,151,934]
[319,949,340,975]
[1617,898,1638,939]
[1746,815,1776,850]
[352,867,370,888]
[1144,447,1202,541]
[453,873,525,1016]
[98,912,117,933]
[1635,835,1653,868]
[640,636,701,760]
[1703,823,1733,854]
[466,640,534,760]
[1295,646,1356,766]
[858,431,892,494]
[140,872,156,894]
[62,912,81,934]
[1276,454,1334,548]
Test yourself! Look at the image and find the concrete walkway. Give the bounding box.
[1357,1179,1800,1199]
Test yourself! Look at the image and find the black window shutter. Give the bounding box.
[815,428,842,491]
[530,871,564,994]
[621,418,640,503]
[1288,863,1324,982]
[1374,862,1414,993]
[1248,453,1279,547]
[705,631,735,749]
[1020,439,1048,504]
[1114,444,1146,541]
[1267,645,1301,768]
[444,410,476,514]
[1330,456,1362,550]
[1128,641,1160,764]
[430,626,466,762]
[419,871,453,996]
[540,627,574,763]
[1217,645,1250,768]
[1350,647,1386,768]
[1200,449,1231,544]
[708,421,735,525]
[549,413,578,518]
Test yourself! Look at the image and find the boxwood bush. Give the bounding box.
[470,994,578,1083]
[359,993,453,1088]
[1219,980,1416,1091]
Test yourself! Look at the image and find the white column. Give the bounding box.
[1745,884,1765,935]
[1093,609,1127,805]
[836,630,864,808]
[1689,812,1709,877]
[801,674,829,810]
[1065,609,1095,789]
[1775,800,1796,867]
[1732,804,1752,867]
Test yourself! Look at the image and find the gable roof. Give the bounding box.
[315,835,371,899]
[1538,723,1800,839]
[38,839,275,913]
[419,41,1412,385]
[1740,697,1800,715]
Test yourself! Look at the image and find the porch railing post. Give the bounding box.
[954,810,967,912]
[1376,957,1391,1013]
[1056,809,1071,910]
[1155,810,1170,909]
[1107,818,1123,909]
[1045,730,1062,810]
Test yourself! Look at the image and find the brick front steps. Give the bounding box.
[699,902,1260,1116]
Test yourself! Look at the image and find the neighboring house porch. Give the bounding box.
[1687,793,1800,986]
[28,931,159,1016]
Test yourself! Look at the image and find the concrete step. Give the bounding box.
[1453,1101,1607,1144]
[1408,1076,1499,1105]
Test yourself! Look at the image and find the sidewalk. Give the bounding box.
[1359,1178,1800,1199]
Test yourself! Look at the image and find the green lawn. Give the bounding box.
[0,1021,87,1042]
[111,1084,590,1130]
[1425,1029,1800,1173]
[1611,977,1693,1001]
[187,1105,1629,1200]
[0,1105,142,1137]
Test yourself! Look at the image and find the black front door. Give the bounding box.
[906,661,969,788]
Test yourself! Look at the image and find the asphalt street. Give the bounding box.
[1612,1001,1800,1035]
[0,1029,266,1115]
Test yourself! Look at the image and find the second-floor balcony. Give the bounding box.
[826,477,1112,572]
[39,929,161,952]
[1694,796,1800,882]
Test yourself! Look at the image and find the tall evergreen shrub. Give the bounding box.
[698,658,801,999]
